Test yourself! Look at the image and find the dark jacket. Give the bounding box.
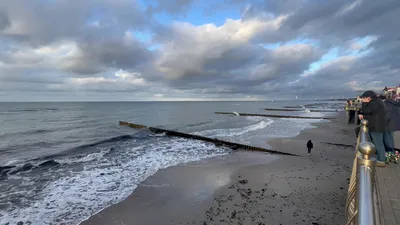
[384,99,400,132]
[307,140,313,149]
[360,97,386,132]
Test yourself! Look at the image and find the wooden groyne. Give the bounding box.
[119,121,299,156]
[264,108,300,112]
[214,112,333,120]
[284,106,305,109]
[264,108,340,113]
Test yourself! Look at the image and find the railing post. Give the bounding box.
[347,111,351,124]
[345,105,350,124]
[359,120,369,144]
[354,110,359,125]
[356,141,377,225]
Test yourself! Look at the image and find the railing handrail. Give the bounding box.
[345,119,377,225]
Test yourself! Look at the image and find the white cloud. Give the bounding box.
[69,77,113,85]
[155,16,296,80]
[335,0,363,17]
[114,70,147,85]
[68,70,147,87]
[152,93,164,98]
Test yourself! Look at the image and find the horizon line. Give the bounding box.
[0,99,350,103]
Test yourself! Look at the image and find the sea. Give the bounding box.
[0,100,344,225]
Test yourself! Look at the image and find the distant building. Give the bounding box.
[352,96,362,108]
[383,85,400,101]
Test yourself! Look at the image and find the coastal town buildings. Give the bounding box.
[383,85,400,101]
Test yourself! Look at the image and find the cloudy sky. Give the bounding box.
[0,0,399,101]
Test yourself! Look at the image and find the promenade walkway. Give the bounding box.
[376,132,400,225]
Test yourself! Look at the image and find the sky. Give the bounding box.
[0,0,399,101]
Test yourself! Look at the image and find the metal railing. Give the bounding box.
[345,120,378,225]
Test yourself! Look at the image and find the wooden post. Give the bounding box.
[345,105,350,124]
[354,110,359,125]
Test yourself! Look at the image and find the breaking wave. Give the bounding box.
[0,136,230,225]
[194,119,273,138]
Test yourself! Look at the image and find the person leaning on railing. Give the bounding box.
[358,90,387,167]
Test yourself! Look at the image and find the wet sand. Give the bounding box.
[81,114,357,225]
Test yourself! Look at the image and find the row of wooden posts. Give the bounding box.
[119,107,340,156]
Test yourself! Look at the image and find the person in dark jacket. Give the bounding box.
[358,90,387,167]
[384,97,400,131]
[307,140,313,156]
[379,95,400,158]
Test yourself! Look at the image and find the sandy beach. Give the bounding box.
[80,114,361,225]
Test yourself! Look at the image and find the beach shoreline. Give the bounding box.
[81,113,356,225]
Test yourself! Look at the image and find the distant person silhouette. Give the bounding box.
[307,140,313,156]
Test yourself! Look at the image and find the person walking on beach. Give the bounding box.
[358,91,387,167]
[307,140,313,156]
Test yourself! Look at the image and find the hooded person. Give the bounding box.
[358,90,387,167]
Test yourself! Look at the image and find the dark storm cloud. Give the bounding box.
[146,0,195,15]
[0,67,63,84]
[287,54,399,99]
[239,0,305,19]
[157,33,324,90]
[261,0,400,97]
[361,37,400,70]
[0,0,149,46]
[60,39,154,75]
[282,0,400,40]
[0,11,10,31]
[0,0,155,78]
